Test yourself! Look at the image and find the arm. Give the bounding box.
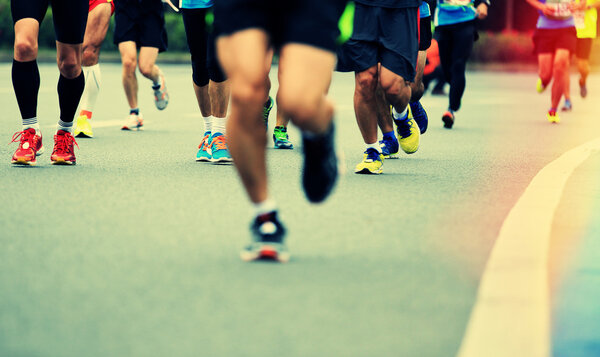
[526,0,555,17]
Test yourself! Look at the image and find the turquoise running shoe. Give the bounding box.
[196,132,212,162]
[273,126,294,149]
[210,133,233,164]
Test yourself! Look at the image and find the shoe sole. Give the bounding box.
[354,167,382,175]
[75,132,93,138]
[121,126,143,131]
[196,157,212,162]
[442,114,454,129]
[211,158,233,165]
[274,143,294,149]
[382,153,398,159]
[240,244,290,263]
[11,158,36,166]
[51,158,75,165]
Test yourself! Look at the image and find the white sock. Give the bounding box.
[57,119,73,133]
[212,116,227,135]
[366,142,382,153]
[22,117,40,132]
[203,115,213,135]
[392,106,408,121]
[254,198,277,218]
[79,64,101,117]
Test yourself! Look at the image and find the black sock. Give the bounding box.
[130,108,139,115]
[12,59,40,120]
[57,72,85,123]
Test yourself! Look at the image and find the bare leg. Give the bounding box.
[119,41,138,109]
[551,49,570,110]
[354,66,379,145]
[138,46,160,82]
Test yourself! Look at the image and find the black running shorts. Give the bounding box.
[575,37,593,60]
[213,0,348,53]
[11,0,88,44]
[182,8,226,86]
[533,27,577,55]
[113,0,168,52]
[336,2,419,81]
[419,16,432,51]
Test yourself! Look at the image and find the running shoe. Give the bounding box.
[51,130,78,165]
[561,99,572,112]
[263,96,274,129]
[547,110,560,124]
[121,112,144,131]
[354,148,383,174]
[10,128,44,166]
[209,133,232,164]
[442,110,455,129]
[153,70,169,110]
[273,126,293,149]
[196,133,212,162]
[302,122,338,203]
[409,101,428,134]
[379,134,399,159]
[579,78,588,98]
[395,117,420,154]
[536,78,547,93]
[241,211,289,263]
[74,114,94,138]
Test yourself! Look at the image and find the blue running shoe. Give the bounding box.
[196,133,212,162]
[209,133,233,164]
[273,126,294,149]
[379,134,399,159]
[263,96,274,129]
[409,101,428,134]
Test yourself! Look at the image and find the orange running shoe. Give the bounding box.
[10,128,44,166]
[51,130,79,165]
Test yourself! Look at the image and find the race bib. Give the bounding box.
[439,0,472,7]
[546,0,574,19]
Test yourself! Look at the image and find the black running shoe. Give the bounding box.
[302,122,338,203]
[241,211,289,263]
[262,96,274,129]
[442,110,455,129]
[409,101,428,134]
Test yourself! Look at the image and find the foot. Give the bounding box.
[536,78,547,94]
[409,101,428,134]
[547,109,560,124]
[122,112,144,130]
[10,128,44,166]
[354,148,383,174]
[579,78,588,98]
[209,133,232,164]
[153,71,169,110]
[395,116,420,154]
[196,133,212,162]
[241,211,289,263]
[442,110,455,129]
[379,134,399,159]
[273,126,294,149]
[561,99,572,112]
[74,114,94,138]
[263,96,274,129]
[302,123,338,203]
[51,130,78,165]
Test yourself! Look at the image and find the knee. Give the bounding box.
[554,58,569,73]
[58,57,81,78]
[411,82,425,102]
[14,38,38,61]
[138,62,154,77]
[122,56,137,75]
[355,71,378,99]
[230,79,267,108]
[82,47,99,66]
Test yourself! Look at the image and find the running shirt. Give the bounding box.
[355,0,421,9]
[575,0,598,37]
[536,0,576,28]
[435,0,482,26]
[420,1,431,17]
[181,0,212,9]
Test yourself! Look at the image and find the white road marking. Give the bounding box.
[42,120,124,129]
[457,137,600,357]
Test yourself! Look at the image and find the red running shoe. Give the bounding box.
[10,128,44,166]
[51,130,79,165]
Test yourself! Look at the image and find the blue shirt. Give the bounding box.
[536,0,575,28]
[181,0,212,9]
[356,0,420,8]
[435,0,478,26]
[420,1,431,17]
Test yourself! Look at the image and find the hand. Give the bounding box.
[541,4,556,16]
[569,1,586,12]
[476,3,488,19]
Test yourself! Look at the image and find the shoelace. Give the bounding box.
[198,134,210,150]
[10,130,35,147]
[365,148,381,162]
[211,135,227,151]
[397,119,414,139]
[54,132,79,154]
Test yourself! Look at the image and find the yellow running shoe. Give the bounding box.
[547,110,560,124]
[74,114,94,138]
[354,148,383,174]
[536,78,547,94]
[396,117,420,154]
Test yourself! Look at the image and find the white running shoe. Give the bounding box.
[153,71,169,110]
[121,112,144,130]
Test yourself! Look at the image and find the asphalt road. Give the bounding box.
[0,63,599,357]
